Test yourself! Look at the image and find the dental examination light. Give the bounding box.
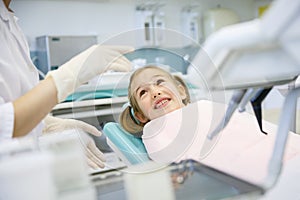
[187,0,300,189]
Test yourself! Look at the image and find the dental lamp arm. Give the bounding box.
[187,19,264,90]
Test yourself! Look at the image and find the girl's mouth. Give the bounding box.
[154,98,171,109]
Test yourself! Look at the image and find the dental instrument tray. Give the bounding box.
[170,160,264,200]
[92,159,264,200]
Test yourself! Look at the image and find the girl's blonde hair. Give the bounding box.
[119,65,191,136]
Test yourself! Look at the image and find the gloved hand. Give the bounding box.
[46,45,134,102]
[43,115,105,169]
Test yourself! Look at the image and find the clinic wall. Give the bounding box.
[10,0,265,50]
[10,0,135,50]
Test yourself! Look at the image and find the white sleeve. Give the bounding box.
[0,102,14,140]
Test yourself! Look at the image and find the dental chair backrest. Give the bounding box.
[103,122,150,166]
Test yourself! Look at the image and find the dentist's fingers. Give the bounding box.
[107,56,133,72]
[85,142,105,168]
[76,121,102,137]
[87,141,106,162]
[86,151,105,169]
[87,158,99,170]
[105,45,135,54]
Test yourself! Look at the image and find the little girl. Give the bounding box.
[119,65,191,135]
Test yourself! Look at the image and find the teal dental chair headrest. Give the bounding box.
[103,122,150,165]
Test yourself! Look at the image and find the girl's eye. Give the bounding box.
[156,79,165,85]
[139,90,146,97]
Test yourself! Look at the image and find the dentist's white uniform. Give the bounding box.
[0,1,43,141]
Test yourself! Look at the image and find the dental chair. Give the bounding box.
[103,122,150,166]
[187,0,300,189]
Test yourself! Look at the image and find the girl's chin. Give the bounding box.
[151,108,176,119]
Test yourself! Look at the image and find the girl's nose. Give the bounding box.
[150,85,161,98]
[153,91,161,99]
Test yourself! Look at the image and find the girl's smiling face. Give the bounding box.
[130,68,187,123]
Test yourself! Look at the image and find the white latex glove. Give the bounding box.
[47,45,134,102]
[43,115,105,169]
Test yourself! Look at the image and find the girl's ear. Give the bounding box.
[135,111,148,123]
[177,85,187,100]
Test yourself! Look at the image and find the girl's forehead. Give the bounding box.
[130,68,170,90]
[134,68,168,83]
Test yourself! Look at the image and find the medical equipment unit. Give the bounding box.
[187,0,300,190]
[135,2,165,46]
[180,5,201,46]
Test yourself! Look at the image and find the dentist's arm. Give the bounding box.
[12,45,134,137]
[13,76,58,137]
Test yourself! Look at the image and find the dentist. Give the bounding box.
[0,0,134,168]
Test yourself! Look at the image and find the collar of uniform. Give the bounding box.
[0,0,10,22]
